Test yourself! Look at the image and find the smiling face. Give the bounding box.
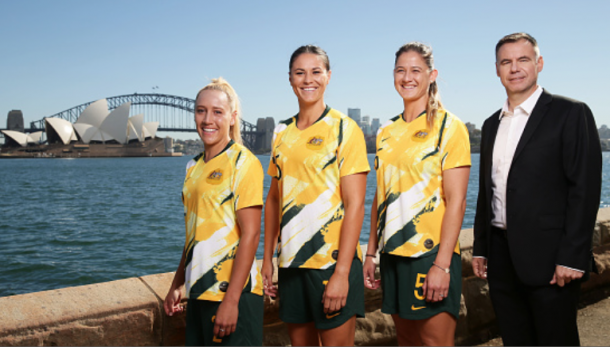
[194,89,234,152]
[394,50,437,105]
[496,39,543,100]
[289,53,331,106]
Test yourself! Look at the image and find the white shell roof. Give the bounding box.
[45,117,76,145]
[127,122,139,141]
[1,130,28,146]
[4,99,158,147]
[143,122,159,139]
[99,102,130,144]
[72,123,97,144]
[27,131,43,144]
[128,114,144,142]
[75,99,109,128]
[1,130,44,146]
[90,129,114,142]
[73,99,110,143]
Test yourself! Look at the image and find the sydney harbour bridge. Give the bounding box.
[3,93,275,151]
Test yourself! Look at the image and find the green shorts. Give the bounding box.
[380,252,461,320]
[278,258,365,330]
[185,292,263,346]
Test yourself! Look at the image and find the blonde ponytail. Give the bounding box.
[196,77,243,145]
[427,80,443,129]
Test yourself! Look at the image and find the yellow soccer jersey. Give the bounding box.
[375,110,471,258]
[182,141,264,301]
[268,106,370,269]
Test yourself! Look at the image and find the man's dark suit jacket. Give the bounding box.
[473,89,602,286]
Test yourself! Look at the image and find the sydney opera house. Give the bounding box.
[1,99,178,158]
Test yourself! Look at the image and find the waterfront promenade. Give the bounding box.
[1,208,609,346]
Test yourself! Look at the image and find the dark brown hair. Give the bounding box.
[289,45,330,72]
[495,32,540,61]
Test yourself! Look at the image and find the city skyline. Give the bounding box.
[1,1,609,141]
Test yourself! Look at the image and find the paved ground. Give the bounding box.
[478,295,610,346]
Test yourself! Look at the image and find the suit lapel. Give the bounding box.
[512,90,553,162]
[484,112,501,203]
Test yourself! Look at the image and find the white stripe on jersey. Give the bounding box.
[185,214,238,297]
[280,189,337,267]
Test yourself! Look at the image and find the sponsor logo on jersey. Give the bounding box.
[306,136,325,150]
[206,169,225,184]
[412,130,429,142]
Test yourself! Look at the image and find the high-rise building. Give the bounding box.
[361,116,371,136]
[7,110,24,133]
[347,108,361,124]
[372,118,381,135]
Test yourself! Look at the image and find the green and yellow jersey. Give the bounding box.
[183,140,264,301]
[268,106,370,269]
[375,109,471,258]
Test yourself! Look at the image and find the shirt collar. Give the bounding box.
[499,85,543,119]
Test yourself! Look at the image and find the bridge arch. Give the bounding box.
[29,93,258,148]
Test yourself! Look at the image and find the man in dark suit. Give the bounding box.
[472,32,602,346]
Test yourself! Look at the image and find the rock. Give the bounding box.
[355,309,396,346]
[461,276,495,334]
[598,208,610,245]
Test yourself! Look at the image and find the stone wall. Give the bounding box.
[1,207,609,346]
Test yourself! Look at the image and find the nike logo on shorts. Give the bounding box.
[326,312,341,319]
[411,305,426,311]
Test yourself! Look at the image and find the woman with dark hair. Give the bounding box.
[164,78,264,346]
[364,42,471,346]
[262,45,369,346]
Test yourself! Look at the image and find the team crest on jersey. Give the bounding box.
[306,136,325,150]
[206,169,225,185]
[412,130,429,142]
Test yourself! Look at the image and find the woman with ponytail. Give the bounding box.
[262,45,369,346]
[164,77,264,346]
[363,43,471,345]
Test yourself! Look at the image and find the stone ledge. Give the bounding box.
[0,278,161,346]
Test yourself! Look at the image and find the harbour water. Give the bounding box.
[1,153,609,297]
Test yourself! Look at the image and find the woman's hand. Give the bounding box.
[163,287,184,316]
[214,300,238,338]
[263,178,280,299]
[363,257,380,290]
[322,272,349,314]
[164,248,186,317]
[423,265,450,303]
[262,259,277,298]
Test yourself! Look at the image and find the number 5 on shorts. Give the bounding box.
[414,273,426,300]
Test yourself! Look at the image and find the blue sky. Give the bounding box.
[1,0,609,140]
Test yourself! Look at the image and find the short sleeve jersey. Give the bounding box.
[375,110,471,258]
[268,106,370,269]
[182,141,264,301]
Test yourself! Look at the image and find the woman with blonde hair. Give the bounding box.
[364,42,471,346]
[262,45,369,346]
[164,77,264,346]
